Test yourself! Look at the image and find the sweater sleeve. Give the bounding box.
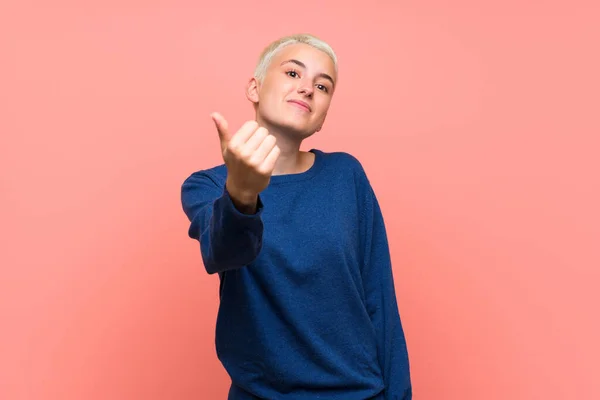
[180,171,264,275]
[358,170,412,400]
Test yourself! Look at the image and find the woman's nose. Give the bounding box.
[297,83,314,96]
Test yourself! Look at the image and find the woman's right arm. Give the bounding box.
[181,171,264,275]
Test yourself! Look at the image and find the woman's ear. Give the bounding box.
[246,77,259,104]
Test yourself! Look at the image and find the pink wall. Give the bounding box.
[2,1,599,399]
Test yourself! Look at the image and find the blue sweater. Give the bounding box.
[181,149,411,400]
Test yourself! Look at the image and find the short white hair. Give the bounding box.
[253,33,338,82]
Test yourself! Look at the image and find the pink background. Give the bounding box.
[2,1,599,399]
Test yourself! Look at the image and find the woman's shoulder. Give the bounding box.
[315,148,363,167]
[315,148,368,177]
[181,163,227,190]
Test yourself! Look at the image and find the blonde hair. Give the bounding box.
[253,33,338,82]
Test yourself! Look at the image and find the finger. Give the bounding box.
[243,127,269,153]
[252,134,276,162]
[229,120,259,149]
[211,112,230,143]
[259,144,280,173]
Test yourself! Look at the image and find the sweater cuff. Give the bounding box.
[222,186,264,218]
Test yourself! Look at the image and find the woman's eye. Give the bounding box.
[287,70,298,78]
[317,84,328,93]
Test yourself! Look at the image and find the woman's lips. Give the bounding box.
[288,100,311,112]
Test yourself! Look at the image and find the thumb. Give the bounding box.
[211,112,231,146]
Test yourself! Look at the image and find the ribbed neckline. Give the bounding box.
[268,148,324,185]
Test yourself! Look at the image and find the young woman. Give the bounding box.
[181,33,412,400]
